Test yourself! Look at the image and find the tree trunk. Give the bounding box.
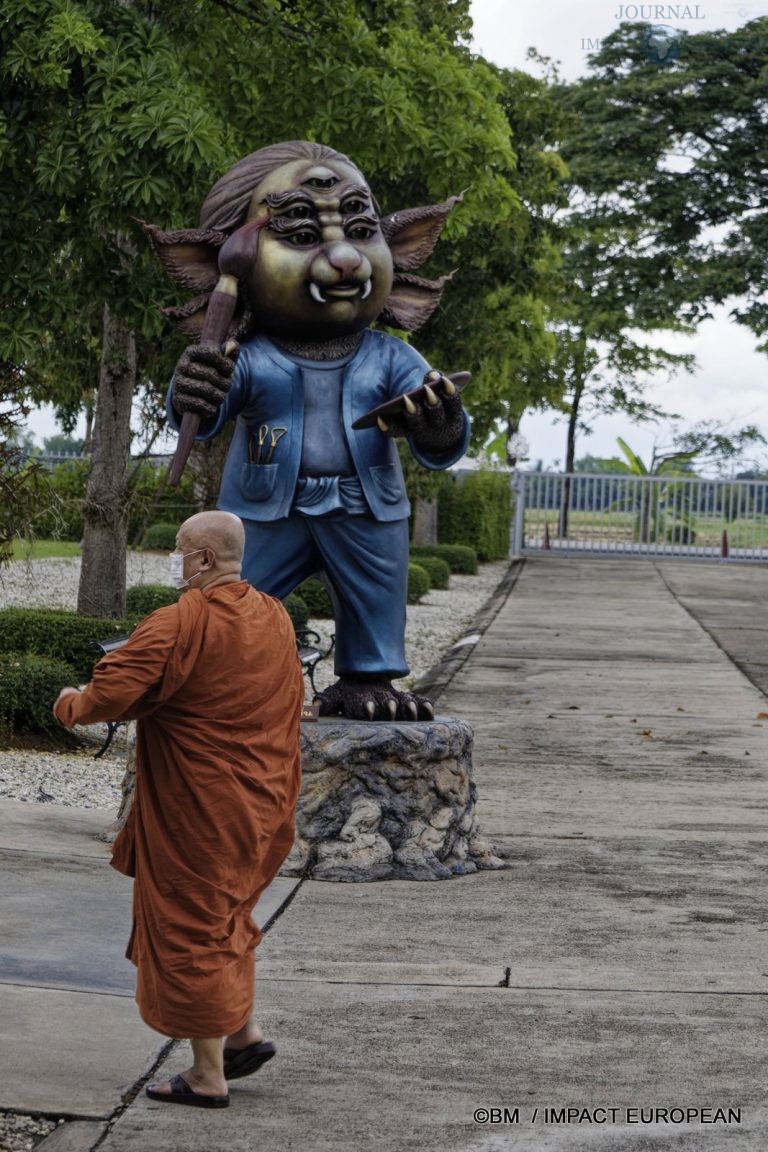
[77,303,135,618]
[559,384,582,540]
[411,497,438,547]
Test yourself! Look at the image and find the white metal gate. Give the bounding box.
[511,471,768,561]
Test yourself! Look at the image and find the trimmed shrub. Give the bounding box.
[296,578,334,618]
[410,554,450,590]
[437,470,511,561]
[411,543,478,574]
[282,593,309,632]
[0,609,136,681]
[407,562,431,604]
[125,584,180,616]
[141,522,178,551]
[0,652,79,741]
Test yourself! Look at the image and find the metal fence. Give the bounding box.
[511,471,768,562]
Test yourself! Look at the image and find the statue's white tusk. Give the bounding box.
[361,279,372,300]
[309,283,326,304]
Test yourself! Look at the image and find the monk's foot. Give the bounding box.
[224,1024,265,1052]
[316,676,434,722]
[147,1067,228,1099]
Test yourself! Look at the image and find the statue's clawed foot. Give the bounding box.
[316,676,434,722]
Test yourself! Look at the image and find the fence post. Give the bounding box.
[510,470,525,557]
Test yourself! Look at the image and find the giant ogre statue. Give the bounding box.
[144,140,469,721]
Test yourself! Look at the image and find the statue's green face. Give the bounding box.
[244,159,394,338]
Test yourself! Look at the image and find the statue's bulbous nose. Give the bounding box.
[325,242,363,278]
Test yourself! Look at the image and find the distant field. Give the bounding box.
[525,509,768,550]
[9,539,82,560]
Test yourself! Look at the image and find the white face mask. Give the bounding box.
[169,548,204,590]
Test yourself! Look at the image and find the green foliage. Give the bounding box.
[125,584,179,616]
[295,578,334,619]
[0,609,135,680]
[575,455,631,475]
[410,553,450,589]
[559,19,768,353]
[282,593,309,632]
[437,470,510,560]
[0,652,78,742]
[16,459,197,544]
[125,462,197,547]
[141,522,178,551]
[407,562,431,604]
[410,543,478,574]
[26,460,88,540]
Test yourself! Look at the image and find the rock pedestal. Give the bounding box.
[280,715,504,882]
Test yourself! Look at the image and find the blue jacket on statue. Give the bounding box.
[166,329,470,521]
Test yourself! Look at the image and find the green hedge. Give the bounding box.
[125,584,180,615]
[409,553,450,590]
[295,578,335,618]
[28,460,198,544]
[407,562,431,604]
[0,609,136,681]
[437,470,510,561]
[141,522,178,550]
[0,652,79,741]
[411,543,478,574]
[282,593,309,632]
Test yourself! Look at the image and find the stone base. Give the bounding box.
[280,715,504,882]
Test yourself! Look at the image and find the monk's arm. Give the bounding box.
[54,612,177,729]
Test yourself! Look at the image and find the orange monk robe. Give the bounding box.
[55,582,302,1039]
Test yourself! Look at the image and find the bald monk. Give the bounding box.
[54,511,303,1109]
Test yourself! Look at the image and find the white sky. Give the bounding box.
[26,0,768,471]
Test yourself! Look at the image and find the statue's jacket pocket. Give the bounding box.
[239,462,279,502]
[369,463,403,505]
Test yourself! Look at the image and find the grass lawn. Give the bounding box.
[9,539,81,560]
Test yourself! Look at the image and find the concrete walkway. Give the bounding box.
[2,556,766,1151]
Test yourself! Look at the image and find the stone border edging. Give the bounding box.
[413,558,525,702]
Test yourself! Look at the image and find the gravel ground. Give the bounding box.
[0,553,509,814]
[0,1114,59,1151]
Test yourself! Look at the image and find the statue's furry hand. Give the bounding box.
[379,371,465,454]
[171,343,239,419]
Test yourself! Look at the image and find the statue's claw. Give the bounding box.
[315,677,435,723]
[423,385,439,407]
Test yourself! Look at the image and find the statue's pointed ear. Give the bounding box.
[379,271,454,332]
[379,192,464,271]
[162,294,247,340]
[136,220,226,292]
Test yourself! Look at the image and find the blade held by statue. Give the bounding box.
[351,372,470,431]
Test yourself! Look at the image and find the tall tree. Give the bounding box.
[558,18,768,349]
[3,0,572,598]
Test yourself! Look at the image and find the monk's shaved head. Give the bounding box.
[178,512,245,565]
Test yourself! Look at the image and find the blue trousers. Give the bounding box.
[241,514,410,678]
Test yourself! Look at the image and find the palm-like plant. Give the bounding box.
[616,438,698,545]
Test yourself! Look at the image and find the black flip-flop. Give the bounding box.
[145,1073,230,1108]
[223,1040,276,1080]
